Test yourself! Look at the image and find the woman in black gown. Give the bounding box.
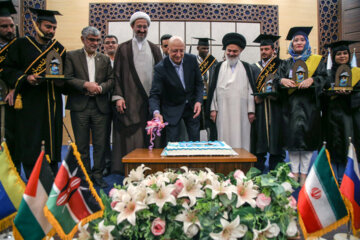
[322,40,360,184]
[276,26,327,186]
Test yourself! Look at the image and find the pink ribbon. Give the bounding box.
[146,118,168,150]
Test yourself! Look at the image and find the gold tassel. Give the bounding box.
[31,19,44,38]
[14,94,22,109]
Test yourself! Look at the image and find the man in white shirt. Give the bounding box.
[207,32,256,151]
[65,26,114,188]
[112,12,162,174]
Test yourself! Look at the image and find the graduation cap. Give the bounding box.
[286,26,312,40]
[325,40,358,50]
[194,37,215,46]
[0,0,16,17]
[253,34,280,47]
[29,7,61,24]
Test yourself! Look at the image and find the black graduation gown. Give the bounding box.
[2,36,66,176]
[250,61,284,155]
[322,67,360,163]
[322,71,352,163]
[0,39,17,168]
[275,56,327,151]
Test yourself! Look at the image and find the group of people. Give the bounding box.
[0,4,359,188]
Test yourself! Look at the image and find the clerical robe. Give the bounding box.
[208,60,255,151]
[112,39,162,174]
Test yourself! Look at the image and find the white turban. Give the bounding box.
[130,11,151,27]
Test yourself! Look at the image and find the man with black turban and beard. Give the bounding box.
[2,7,66,178]
[207,32,256,151]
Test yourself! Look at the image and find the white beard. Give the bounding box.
[226,55,240,67]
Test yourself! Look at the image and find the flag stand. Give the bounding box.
[333,217,359,240]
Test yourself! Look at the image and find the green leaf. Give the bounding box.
[219,193,235,208]
[272,184,285,196]
[232,206,256,226]
[246,167,262,179]
[242,230,253,240]
[278,214,290,234]
[260,175,278,187]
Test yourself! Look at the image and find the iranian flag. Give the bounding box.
[44,143,104,240]
[297,147,349,239]
[13,151,55,240]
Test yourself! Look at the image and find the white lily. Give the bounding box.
[234,178,259,208]
[147,182,176,213]
[144,173,170,187]
[205,179,236,200]
[198,168,218,185]
[114,194,148,226]
[252,221,280,240]
[286,217,298,237]
[93,220,115,240]
[177,176,205,207]
[175,208,201,238]
[164,171,178,182]
[210,216,247,240]
[77,222,90,240]
[281,181,294,193]
[127,183,147,203]
[123,164,150,185]
[109,188,127,202]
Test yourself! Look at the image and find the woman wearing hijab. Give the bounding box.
[322,40,360,183]
[276,26,327,186]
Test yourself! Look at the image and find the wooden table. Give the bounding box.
[122,148,257,176]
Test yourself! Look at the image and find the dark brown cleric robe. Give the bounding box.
[112,39,162,174]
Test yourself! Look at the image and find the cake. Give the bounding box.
[161,141,238,156]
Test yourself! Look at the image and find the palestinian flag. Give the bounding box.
[13,150,55,240]
[0,142,25,231]
[44,143,104,240]
[297,147,349,239]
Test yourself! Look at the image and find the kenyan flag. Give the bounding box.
[44,143,104,240]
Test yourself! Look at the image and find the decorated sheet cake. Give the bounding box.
[161,141,238,156]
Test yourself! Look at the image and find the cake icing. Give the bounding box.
[161,141,238,156]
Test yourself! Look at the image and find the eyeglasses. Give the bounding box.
[87,37,101,43]
[104,41,117,45]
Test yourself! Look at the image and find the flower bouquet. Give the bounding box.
[81,163,299,240]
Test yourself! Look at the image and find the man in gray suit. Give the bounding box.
[65,26,114,188]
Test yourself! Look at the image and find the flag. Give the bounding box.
[297,147,349,239]
[351,49,357,68]
[44,143,104,240]
[326,48,332,70]
[13,150,55,240]
[0,142,25,231]
[340,143,360,235]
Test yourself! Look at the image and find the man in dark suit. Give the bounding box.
[65,26,114,188]
[149,36,203,142]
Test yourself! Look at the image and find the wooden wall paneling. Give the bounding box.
[341,0,360,65]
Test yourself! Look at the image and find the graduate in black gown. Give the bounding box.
[250,34,285,172]
[275,27,327,186]
[2,8,66,178]
[322,40,360,183]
